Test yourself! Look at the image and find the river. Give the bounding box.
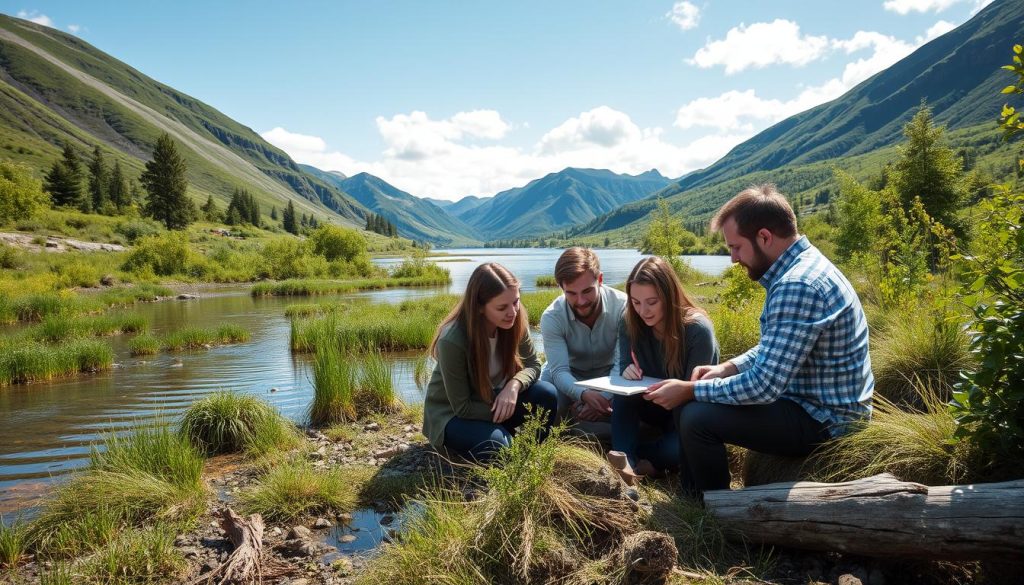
[0,249,731,516]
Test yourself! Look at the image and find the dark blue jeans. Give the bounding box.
[442,380,558,462]
[611,394,679,471]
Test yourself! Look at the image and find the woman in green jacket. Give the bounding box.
[422,262,557,460]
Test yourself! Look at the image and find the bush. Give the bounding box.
[179,391,299,456]
[309,224,367,262]
[122,232,196,276]
[114,218,163,243]
[0,160,49,223]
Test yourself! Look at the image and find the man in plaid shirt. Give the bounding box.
[643,184,873,495]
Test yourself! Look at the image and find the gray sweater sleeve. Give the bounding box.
[683,314,720,380]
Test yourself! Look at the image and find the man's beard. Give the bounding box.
[571,295,600,319]
[745,242,773,281]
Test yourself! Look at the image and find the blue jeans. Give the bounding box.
[443,380,558,461]
[611,394,678,471]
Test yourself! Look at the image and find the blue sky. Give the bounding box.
[0,0,996,200]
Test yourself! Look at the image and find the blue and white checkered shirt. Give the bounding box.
[694,237,873,436]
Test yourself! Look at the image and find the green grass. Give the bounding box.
[32,313,147,342]
[809,386,980,486]
[128,333,160,356]
[81,524,185,583]
[535,275,558,287]
[359,350,401,415]
[160,323,251,351]
[870,306,973,407]
[707,302,761,361]
[0,517,30,569]
[311,340,359,426]
[521,289,561,327]
[290,296,456,353]
[0,338,114,386]
[179,391,299,456]
[412,353,433,391]
[240,460,374,523]
[29,425,207,558]
[38,562,74,585]
[252,274,451,297]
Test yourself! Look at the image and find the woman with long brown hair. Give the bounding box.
[610,256,719,479]
[422,262,558,460]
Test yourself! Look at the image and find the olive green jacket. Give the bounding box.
[422,321,541,448]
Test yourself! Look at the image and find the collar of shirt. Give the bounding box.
[758,236,810,289]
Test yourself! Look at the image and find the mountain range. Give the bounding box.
[2,0,1022,248]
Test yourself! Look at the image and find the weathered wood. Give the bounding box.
[702,473,1024,560]
[189,507,294,585]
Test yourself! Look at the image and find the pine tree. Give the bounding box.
[88,146,109,214]
[201,195,220,222]
[271,206,278,221]
[107,159,129,210]
[141,133,194,229]
[283,200,298,234]
[301,213,309,228]
[44,143,84,208]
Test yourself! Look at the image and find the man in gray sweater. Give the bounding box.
[540,247,627,439]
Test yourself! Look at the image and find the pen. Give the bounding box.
[630,349,642,379]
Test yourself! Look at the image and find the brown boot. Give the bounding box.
[606,450,638,486]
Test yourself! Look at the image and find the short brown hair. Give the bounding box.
[710,183,797,240]
[554,247,600,287]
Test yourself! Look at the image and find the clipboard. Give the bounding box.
[576,375,664,396]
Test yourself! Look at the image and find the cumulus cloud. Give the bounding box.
[687,19,831,74]
[666,1,700,31]
[16,10,54,27]
[262,106,743,200]
[67,24,81,33]
[882,0,960,14]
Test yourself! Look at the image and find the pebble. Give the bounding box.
[365,422,380,431]
[339,534,357,543]
[314,517,333,529]
[270,526,283,537]
[838,574,864,585]
[270,387,279,392]
[288,526,313,541]
[338,512,353,523]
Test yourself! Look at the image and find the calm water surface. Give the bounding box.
[0,249,730,516]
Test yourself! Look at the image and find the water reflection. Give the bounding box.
[0,249,730,516]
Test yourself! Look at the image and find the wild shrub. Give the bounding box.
[122,231,196,276]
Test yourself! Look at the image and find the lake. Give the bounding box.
[0,249,731,516]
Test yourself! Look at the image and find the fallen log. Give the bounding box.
[702,473,1024,560]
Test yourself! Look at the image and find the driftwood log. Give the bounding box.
[189,508,293,585]
[703,473,1024,561]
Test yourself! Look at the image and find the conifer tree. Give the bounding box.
[44,143,84,208]
[107,159,129,210]
[271,206,278,221]
[283,200,298,234]
[201,195,220,222]
[141,133,194,229]
[88,146,109,213]
[301,213,309,227]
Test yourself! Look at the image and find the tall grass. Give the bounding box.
[252,274,450,297]
[0,517,30,569]
[870,307,973,407]
[240,460,374,522]
[29,425,207,558]
[707,303,761,361]
[0,339,114,386]
[535,275,558,287]
[82,525,185,582]
[310,340,359,426]
[809,385,979,486]
[521,289,561,327]
[33,313,147,342]
[179,391,299,456]
[360,350,401,414]
[161,323,251,351]
[128,333,160,356]
[291,296,455,353]
[412,353,433,391]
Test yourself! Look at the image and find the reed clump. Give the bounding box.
[251,273,451,297]
[128,333,160,356]
[310,341,403,426]
[536,275,558,287]
[0,338,114,386]
[179,391,300,456]
[291,296,456,353]
[160,323,251,351]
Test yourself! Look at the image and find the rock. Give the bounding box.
[339,534,357,543]
[337,512,354,523]
[180,547,201,558]
[288,526,313,541]
[280,539,319,557]
[291,579,310,585]
[373,444,410,459]
[838,575,864,585]
[314,517,333,529]
[270,526,283,537]
[365,422,380,431]
[177,293,198,300]
[202,559,218,573]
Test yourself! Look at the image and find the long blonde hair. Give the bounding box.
[430,262,526,402]
[625,256,705,378]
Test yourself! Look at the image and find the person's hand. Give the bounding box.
[576,403,607,422]
[622,363,643,380]
[580,390,612,417]
[643,379,693,410]
[491,380,520,423]
[690,362,736,381]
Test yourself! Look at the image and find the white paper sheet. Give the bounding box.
[575,374,664,396]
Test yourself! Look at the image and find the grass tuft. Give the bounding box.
[0,517,30,569]
[535,275,558,287]
[179,391,299,456]
[240,460,374,523]
[129,333,160,356]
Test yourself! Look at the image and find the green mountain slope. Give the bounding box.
[0,13,367,226]
[300,165,482,245]
[568,0,1024,244]
[458,168,670,240]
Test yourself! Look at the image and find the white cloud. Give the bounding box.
[666,1,700,31]
[687,19,831,74]
[16,10,54,27]
[920,20,957,43]
[882,0,960,14]
[67,24,81,33]
[263,106,743,200]
[970,0,995,15]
